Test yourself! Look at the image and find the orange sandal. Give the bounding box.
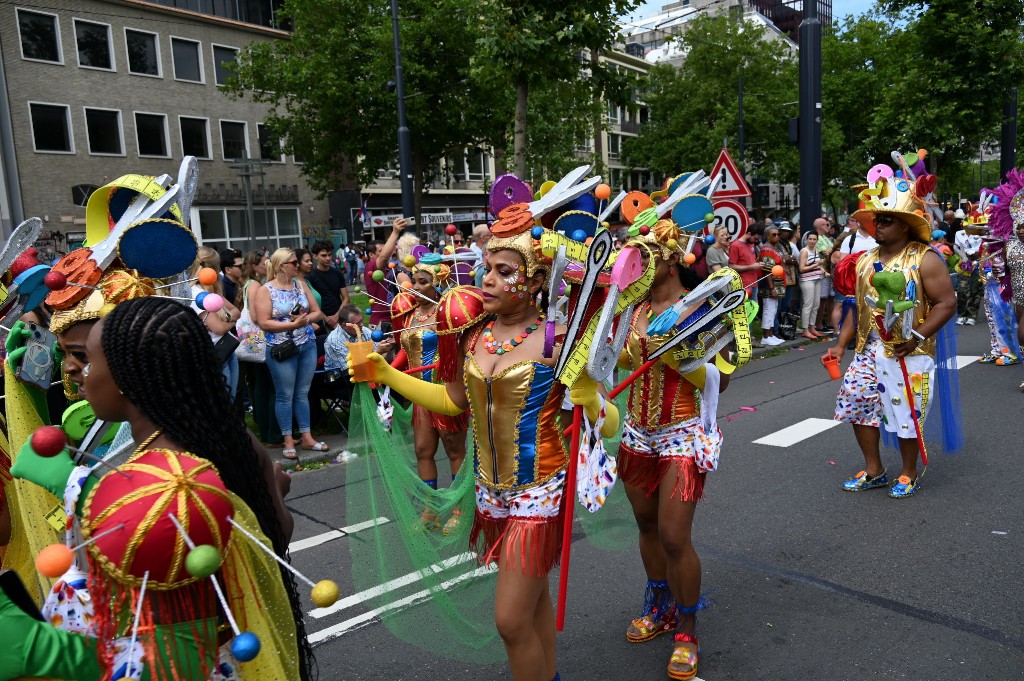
[626,605,678,643]
[667,632,700,680]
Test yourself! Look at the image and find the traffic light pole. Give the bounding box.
[798,2,822,223]
[390,0,416,219]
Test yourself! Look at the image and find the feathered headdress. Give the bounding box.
[986,168,1024,241]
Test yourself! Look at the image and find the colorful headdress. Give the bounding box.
[851,159,933,243]
[986,168,1024,240]
[49,267,156,335]
[413,254,454,288]
[487,218,547,279]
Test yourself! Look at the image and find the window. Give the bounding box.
[607,133,621,161]
[170,37,203,83]
[220,120,248,160]
[196,207,303,250]
[465,148,490,182]
[28,103,73,153]
[179,116,210,159]
[134,112,169,157]
[17,9,62,64]
[607,103,620,125]
[74,19,113,70]
[125,29,160,76]
[257,123,282,162]
[84,108,123,155]
[212,44,238,86]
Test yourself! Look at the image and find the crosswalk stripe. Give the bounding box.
[288,517,391,553]
[954,355,980,370]
[753,417,843,447]
[309,552,478,618]
[307,564,496,643]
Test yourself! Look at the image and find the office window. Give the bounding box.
[465,148,490,182]
[212,45,238,86]
[135,112,169,157]
[257,124,282,162]
[180,117,210,159]
[84,108,122,155]
[125,29,160,76]
[197,207,302,251]
[221,121,248,160]
[17,9,62,64]
[74,19,113,70]
[29,103,73,153]
[171,37,202,82]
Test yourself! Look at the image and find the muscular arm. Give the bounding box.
[916,250,957,335]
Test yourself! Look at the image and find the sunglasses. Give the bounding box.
[284,260,299,266]
[874,215,896,226]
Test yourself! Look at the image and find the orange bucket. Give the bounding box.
[347,341,376,382]
[821,351,841,380]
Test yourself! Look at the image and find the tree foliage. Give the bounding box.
[622,15,800,187]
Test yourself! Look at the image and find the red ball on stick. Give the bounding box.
[445,224,458,236]
[31,426,68,458]
[43,271,68,291]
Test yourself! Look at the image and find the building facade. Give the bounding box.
[0,0,329,257]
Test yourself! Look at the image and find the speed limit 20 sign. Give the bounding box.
[704,199,749,242]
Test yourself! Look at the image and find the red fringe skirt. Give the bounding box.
[469,511,563,578]
[617,443,706,503]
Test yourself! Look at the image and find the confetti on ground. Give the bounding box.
[829,460,836,465]
[992,531,1008,535]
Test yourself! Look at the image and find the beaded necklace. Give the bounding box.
[482,314,545,355]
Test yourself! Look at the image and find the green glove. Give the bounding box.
[3,320,31,374]
[10,439,77,501]
[0,578,104,680]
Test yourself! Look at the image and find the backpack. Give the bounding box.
[833,234,864,297]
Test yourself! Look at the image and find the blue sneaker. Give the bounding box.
[842,470,888,492]
[888,475,920,498]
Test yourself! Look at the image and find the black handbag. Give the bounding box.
[213,333,240,364]
[270,332,299,361]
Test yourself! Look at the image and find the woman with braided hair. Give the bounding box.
[88,296,316,679]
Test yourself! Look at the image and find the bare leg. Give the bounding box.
[658,466,701,676]
[897,436,920,480]
[439,428,468,477]
[852,423,883,477]
[494,540,555,681]
[413,409,440,483]
[624,481,665,580]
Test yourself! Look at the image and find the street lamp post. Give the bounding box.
[798,1,822,223]
[390,0,416,219]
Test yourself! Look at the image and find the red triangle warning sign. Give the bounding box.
[709,148,751,199]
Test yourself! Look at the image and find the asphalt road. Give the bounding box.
[284,322,1023,680]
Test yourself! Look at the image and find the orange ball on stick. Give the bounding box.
[36,544,73,578]
[771,265,784,277]
[594,184,612,200]
[197,267,218,286]
[683,253,697,265]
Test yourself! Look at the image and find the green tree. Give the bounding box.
[473,0,641,177]
[229,0,508,219]
[622,15,799,201]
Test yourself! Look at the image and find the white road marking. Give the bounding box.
[288,517,390,553]
[954,355,980,370]
[309,552,478,618]
[753,417,843,448]
[307,564,496,643]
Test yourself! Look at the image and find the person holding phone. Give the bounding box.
[253,247,326,459]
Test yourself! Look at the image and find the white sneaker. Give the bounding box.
[966,318,976,326]
[764,336,783,346]
[956,317,965,325]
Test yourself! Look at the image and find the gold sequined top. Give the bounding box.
[622,306,700,430]
[855,242,935,358]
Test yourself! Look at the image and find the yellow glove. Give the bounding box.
[569,374,620,438]
[348,352,464,416]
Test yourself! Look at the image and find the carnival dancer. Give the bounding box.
[831,173,957,498]
[984,169,1024,382]
[389,259,470,533]
[3,297,315,680]
[616,219,731,681]
[348,220,619,681]
[977,238,1020,365]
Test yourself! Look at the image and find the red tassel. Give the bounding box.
[436,332,460,383]
[470,512,563,577]
[617,446,705,503]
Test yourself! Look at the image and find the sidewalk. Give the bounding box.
[267,429,352,470]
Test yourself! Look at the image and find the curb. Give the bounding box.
[750,333,831,359]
